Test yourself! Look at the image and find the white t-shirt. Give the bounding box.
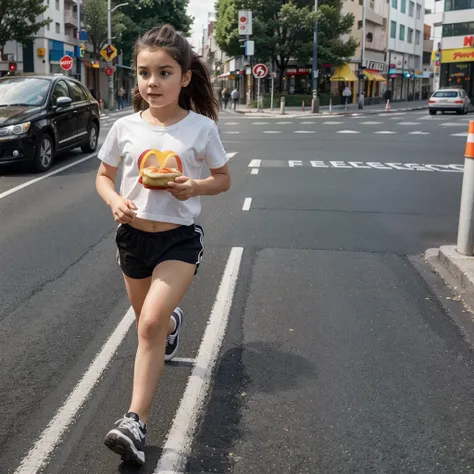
[98,110,229,226]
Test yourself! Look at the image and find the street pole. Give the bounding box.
[358,0,366,109]
[311,0,319,113]
[76,0,82,83]
[107,0,114,111]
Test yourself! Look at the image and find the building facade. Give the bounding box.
[387,0,425,100]
[426,0,474,97]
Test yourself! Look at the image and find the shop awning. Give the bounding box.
[363,70,375,80]
[368,70,386,81]
[330,63,358,82]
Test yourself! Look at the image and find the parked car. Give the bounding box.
[428,88,470,115]
[0,74,100,172]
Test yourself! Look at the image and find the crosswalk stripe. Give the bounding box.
[374,131,397,134]
[337,130,360,134]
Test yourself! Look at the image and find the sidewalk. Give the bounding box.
[425,246,474,345]
[228,100,427,117]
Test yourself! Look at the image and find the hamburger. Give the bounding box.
[141,166,182,188]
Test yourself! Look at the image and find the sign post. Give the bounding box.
[253,64,268,111]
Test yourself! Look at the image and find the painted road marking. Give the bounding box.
[409,131,430,135]
[276,121,293,124]
[0,152,98,201]
[287,160,463,172]
[249,159,261,168]
[251,168,259,175]
[337,130,360,134]
[224,131,240,134]
[300,121,317,124]
[397,122,421,125]
[242,198,252,210]
[294,130,316,134]
[263,131,282,134]
[252,122,270,125]
[323,121,344,125]
[374,131,397,134]
[451,132,468,137]
[222,122,239,125]
[360,121,383,125]
[15,308,136,473]
[154,247,244,473]
[227,153,238,159]
[441,122,468,126]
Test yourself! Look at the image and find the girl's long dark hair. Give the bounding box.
[132,24,219,121]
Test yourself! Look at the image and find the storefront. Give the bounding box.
[434,37,474,98]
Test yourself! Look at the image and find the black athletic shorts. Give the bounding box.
[115,223,204,279]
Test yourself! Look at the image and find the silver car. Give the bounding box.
[428,88,470,115]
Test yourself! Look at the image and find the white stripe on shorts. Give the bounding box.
[194,225,204,265]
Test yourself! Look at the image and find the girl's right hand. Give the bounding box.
[110,196,137,223]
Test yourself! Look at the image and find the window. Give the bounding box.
[445,0,474,10]
[400,24,405,40]
[416,29,421,44]
[67,81,87,102]
[416,3,422,18]
[55,0,59,9]
[409,1,415,15]
[433,91,458,98]
[52,81,70,105]
[453,22,470,35]
[391,20,397,38]
[55,22,60,34]
[47,23,50,31]
[392,0,397,8]
[423,51,432,64]
[408,28,413,43]
[401,0,406,12]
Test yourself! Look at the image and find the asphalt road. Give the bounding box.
[1,107,474,473]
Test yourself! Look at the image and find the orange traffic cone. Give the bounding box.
[465,121,474,159]
[385,99,390,112]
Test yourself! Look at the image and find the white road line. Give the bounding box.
[248,159,261,168]
[168,357,196,365]
[452,132,468,137]
[222,122,239,125]
[294,131,316,134]
[409,131,430,135]
[14,308,136,473]
[252,122,270,125]
[360,121,382,125]
[263,131,281,134]
[379,112,406,117]
[374,131,397,134]
[227,152,238,159]
[154,247,244,474]
[276,121,293,124]
[251,168,259,175]
[242,198,252,211]
[337,130,360,134]
[300,121,317,124]
[397,122,421,125]
[323,121,344,125]
[224,131,240,134]
[441,122,468,126]
[0,152,98,201]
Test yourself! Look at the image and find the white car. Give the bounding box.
[428,88,470,115]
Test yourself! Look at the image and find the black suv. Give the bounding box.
[0,74,100,172]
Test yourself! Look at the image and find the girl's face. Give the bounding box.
[136,48,191,109]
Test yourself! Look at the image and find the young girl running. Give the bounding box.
[96,24,230,466]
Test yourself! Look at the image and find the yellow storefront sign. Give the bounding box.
[432,48,474,63]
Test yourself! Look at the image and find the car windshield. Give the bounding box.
[0,78,51,107]
[433,91,458,98]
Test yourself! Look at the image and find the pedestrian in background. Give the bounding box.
[342,85,352,110]
[231,87,240,110]
[96,24,230,466]
[222,87,230,109]
[117,86,125,110]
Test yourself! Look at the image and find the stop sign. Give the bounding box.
[105,67,114,77]
[60,55,73,71]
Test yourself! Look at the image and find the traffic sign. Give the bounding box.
[100,44,118,62]
[105,67,114,77]
[238,10,253,35]
[60,55,73,71]
[253,64,268,79]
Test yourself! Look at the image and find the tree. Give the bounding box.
[0,0,51,51]
[214,0,358,91]
[115,0,193,66]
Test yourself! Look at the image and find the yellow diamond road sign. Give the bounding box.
[100,44,118,62]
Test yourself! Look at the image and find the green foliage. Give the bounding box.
[0,0,51,49]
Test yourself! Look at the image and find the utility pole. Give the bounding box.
[107,0,113,111]
[358,0,366,109]
[76,0,82,82]
[311,0,320,113]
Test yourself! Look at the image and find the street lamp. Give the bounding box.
[311,0,319,113]
[358,0,366,110]
[107,1,129,111]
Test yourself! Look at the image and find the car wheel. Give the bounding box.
[81,122,99,153]
[429,109,436,115]
[33,134,54,172]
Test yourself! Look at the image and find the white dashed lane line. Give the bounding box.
[242,198,252,211]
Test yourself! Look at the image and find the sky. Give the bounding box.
[187,0,215,51]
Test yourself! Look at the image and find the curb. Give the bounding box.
[424,246,474,344]
[231,105,428,118]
